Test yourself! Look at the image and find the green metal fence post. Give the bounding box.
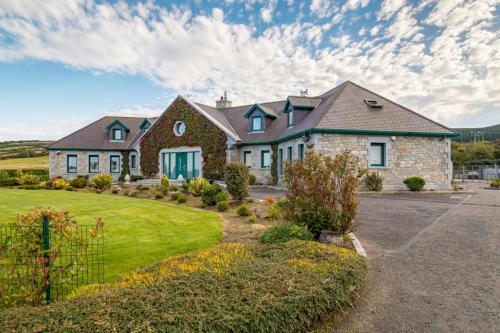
[42,215,51,304]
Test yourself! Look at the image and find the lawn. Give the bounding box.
[0,188,222,282]
[0,156,48,169]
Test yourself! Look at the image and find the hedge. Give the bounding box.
[0,169,49,180]
[0,241,367,332]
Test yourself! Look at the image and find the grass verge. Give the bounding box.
[0,156,48,169]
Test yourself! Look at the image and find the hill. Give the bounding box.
[452,124,500,142]
[0,140,53,160]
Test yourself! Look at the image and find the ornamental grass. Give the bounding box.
[0,241,367,332]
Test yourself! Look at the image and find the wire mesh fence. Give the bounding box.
[0,218,104,305]
[453,165,500,181]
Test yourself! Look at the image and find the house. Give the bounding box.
[48,81,459,190]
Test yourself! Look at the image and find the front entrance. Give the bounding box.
[161,149,201,180]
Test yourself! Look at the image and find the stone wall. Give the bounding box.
[239,144,273,184]
[49,150,126,181]
[310,133,452,190]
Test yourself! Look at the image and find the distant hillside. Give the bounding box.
[452,124,500,142]
[0,140,53,160]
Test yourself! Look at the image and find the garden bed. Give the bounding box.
[0,241,367,332]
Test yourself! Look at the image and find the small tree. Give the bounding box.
[224,162,249,202]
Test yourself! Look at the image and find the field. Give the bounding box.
[0,156,48,169]
[0,188,222,282]
[0,140,52,159]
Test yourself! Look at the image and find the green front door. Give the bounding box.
[176,152,188,179]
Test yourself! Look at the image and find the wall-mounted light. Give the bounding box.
[301,134,310,143]
[391,136,397,141]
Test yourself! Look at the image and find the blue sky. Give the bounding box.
[0,0,499,140]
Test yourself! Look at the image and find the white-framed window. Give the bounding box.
[89,155,99,173]
[261,150,271,168]
[174,121,186,136]
[369,142,386,167]
[110,155,121,173]
[67,155,77,173]
[112,129,123,140]
[243,151,252,167]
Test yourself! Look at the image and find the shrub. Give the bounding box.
[266,203,282,220]
[0,177,20,186]
[18,185,42,190]
[19,173,40,185]
[201,183,223,206]
[224,162,250,201]
[52,178,67,190]
[44,181,53,189]
[263,195,275,205]
[122,190,130,196]
[284,150,365,236]
[249,174,256,185]
[403,176,426,191]
[215,191,229,203]
[490,178,500,188]
[216,200,229,212]
[160,175,170,192]
[130,175,144,182]
[154,191,164,199]
[177,193,188,203]
[92,174,113,190]
[140,186,150,192]
[129,190,140,198]
[111,188,120,194]
[65,186,75,191]
[69,177,88,189]
[248,217,256,223]
[237,204,251,216]
[171,192,180,201]
[364,171,384,191]
[260,223,314,244]
[182,182,189,190]
[95,189,103,194]
[0,241,367,332]
[169,185,178,191]
[189,177,209,196]
[0,170,9,180]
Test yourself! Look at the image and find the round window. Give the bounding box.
[174,121,186,136]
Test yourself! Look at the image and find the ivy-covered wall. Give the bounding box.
[140,98,228,178]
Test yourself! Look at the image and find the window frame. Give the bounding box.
[287,146,293,161]
[67,154,78,174]
[112,128,123,141]
[88,155,99,173]
[369,142,386,167]
[251,115,263,132]
[278,148,283,175]
[243,151,252,168]
[298,143,304,160]
[109,155,121,174]
[287,109,294,127]
[130,153,137,169]
[261,150,271,168]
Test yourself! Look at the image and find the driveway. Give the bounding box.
[251,185,500,332]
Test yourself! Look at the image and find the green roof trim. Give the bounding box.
[283,97,316,113]
[244,104,277,119]
[105,119,130,131]
[47,147,135,152]
[138,118,151,129]
[238,128,460,146]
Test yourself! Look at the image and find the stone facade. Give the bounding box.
[49,150,127,181]
[311,133,452,190]
[239,144,273,184]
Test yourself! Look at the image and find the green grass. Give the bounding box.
[0,156,48,169]
[0,189,222,281]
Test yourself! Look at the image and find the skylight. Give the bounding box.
[364,99,384,108]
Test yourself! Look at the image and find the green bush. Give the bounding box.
[177,193,188,203]
[65,186,75,191]
[92,174,113,190]
[237,204,251,216]
[266,203,282,220]
[189,177,209,196]
[0,170,9,180]
[0,177,20,186]
[364,171,384,191]
[1,169,49,179]
[169,185,178,191]
[69,177,88,188]
[44,180,53,189]
[491,178,500,188]
[52,178,67,190]
[19,173,40,185]
[170,192,180,201]
[249,174,256,185]
[224,162,250,201]
[129,190,140,198]
[130,175,144,182]
[260,223,314,244]
[201,183,223,206]
[0,241,367,332]
[154,191,164,199]
[182,182,190,190]
[248,217,256,223]
[294,200,335,238]
[215,191,229,203]
[95,189,103,194]
[160,175,170,192]
[403,176,426,191]
[111,188,120,194]
[216,200,229,212]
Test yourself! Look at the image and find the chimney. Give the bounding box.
[215,90,232,109]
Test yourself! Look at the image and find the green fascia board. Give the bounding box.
[283,98,315,113]
[238,128,460,146]
[105,119,130,131]
[244,104,277,119]
[138,118,151,129]
[47,147,133,152]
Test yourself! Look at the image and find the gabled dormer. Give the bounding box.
[283,96,321,128]
[106,119,129,142]
[244,104,277,133]
[139,118,152,131]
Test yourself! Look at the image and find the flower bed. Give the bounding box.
[0,241,367,332]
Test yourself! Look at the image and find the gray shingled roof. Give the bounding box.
[49,116,157,150]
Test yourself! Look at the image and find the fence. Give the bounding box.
[453,165,500,181]
[0,216,104,305]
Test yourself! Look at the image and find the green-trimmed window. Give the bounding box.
[261,150,271,168]
[251,116,263,131]
[112,129,123,140]
[243,151,252,167]
[369,143,386,167]
[278,148,283,175]
[88,155,99,173]
[287,110,294,127]
[298,144,304,160]
[67,155,77,173]
[130,154,137,169]
[287,146,293,161]
[110,155,121,173]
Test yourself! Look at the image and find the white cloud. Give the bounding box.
[377,0,406,21]
[370,25,380,36]
[0,117,92,141]
[260,0,277,23]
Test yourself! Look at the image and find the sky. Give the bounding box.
[0,0,499,141]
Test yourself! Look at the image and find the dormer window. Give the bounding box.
[287,109,294,127]
[252,116,263,132]
[112,129,123,140]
